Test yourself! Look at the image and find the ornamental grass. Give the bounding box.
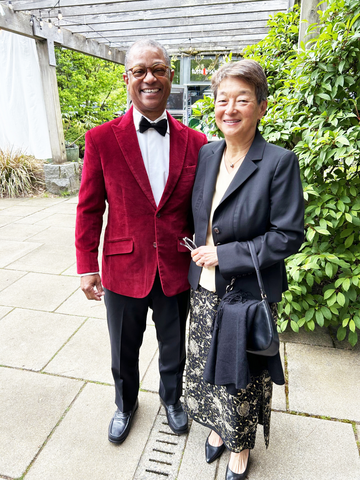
[0,149,45,198]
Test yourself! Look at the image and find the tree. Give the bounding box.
[190,0,360,346]
[55,48,127,153]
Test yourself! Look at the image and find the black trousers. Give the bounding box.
[104,274,189,412]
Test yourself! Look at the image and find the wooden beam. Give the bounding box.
[0,4,125,63]
[82,26,269,42]
[298,0,327,48]
[13,0,288,21]
[36,39,67,164]
[13,0,288,14]
[64,12,272,33]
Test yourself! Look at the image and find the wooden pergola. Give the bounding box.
[0,0,306,163]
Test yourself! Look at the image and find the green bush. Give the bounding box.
[55,48,127,155]
[190,0,360,346]
[0,149,45,197]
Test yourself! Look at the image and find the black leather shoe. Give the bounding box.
[108,399,138,444]
[205,434,226,463]
[225,451,250,480]
[161,399,188,434]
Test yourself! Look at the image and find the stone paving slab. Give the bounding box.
[44,317,113,384]
[0,222,48,241]
[287,343,360,421]
[14,209,58,225]
[61,261,78,276]
[0,305,13,319]
[6,243,76,274]
[63,195,79,204]
[214,412,360,480]
[56,287,107,318]
[44,317,158,386]
[43,202,78,214]
[0,215,22,226]
[0,205,42,217]
[27,225,76,246]
[0,272,79,311]
[178,421,217,480]
[0,308,85,371]
[0,268,27,289]
[0,368,83,479]
[35,213,76,228]
[19,197,67,207]
[24,386,159,480]
[0,239,42,268]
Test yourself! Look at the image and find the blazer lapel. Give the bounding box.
[157,113,188,210]
[203,140,225,218]
[218,130,267,206]
[111,107,156,209]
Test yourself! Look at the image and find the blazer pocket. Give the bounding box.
[182,165,197,176]
[177,236,192,253]
[104,238,134,256]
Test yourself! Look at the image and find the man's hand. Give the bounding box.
[80,274,105,301]
[191,246,219,268]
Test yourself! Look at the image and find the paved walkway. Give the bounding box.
[0,195,359,480]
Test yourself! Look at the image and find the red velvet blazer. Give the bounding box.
[75,107,207,298]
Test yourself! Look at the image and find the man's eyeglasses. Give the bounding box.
[126,63,171,80]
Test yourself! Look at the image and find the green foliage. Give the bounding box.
[0,149,45,197]
[190,0,360,346]
[55,48,127,154]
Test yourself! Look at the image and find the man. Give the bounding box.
[75,39,207,444]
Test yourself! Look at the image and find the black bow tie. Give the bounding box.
[139,116,167,136]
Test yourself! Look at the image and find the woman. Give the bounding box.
[184,60,304,480]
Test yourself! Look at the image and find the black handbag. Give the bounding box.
[227,240,279,356]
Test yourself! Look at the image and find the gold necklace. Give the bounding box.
[225,150,247,168]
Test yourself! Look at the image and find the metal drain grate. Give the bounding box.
[133,406,188,479]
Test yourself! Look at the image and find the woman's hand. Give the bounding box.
[191,246,219,268]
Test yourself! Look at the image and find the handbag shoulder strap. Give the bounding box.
[247,240,268,300]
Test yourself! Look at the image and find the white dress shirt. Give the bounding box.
[133,107,170,206]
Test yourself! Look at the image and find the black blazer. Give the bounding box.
[189,130,305,301]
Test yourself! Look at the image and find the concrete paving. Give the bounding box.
[0,195,359,480]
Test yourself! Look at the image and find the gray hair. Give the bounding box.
[125,39,171,71]
[211,59,268,104]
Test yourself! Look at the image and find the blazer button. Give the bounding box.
[216,242,221,246]
[153,242,157,248]
[213,227,220,234]
[156,213,161,218]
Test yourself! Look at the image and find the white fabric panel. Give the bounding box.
[0,31,52,159]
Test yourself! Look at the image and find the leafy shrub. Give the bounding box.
[0,149,45,197]
[55,47,127,154]
[190,0,360,346]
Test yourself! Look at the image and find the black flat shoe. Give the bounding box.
[205,434,226,463]
[108,399,138,444]
[225,451,250,480]
[161,399,188,434]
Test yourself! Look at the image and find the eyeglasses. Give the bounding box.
[180,237,198,252]
[126,63,171,80]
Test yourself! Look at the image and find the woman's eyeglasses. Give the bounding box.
[127,63,171,80]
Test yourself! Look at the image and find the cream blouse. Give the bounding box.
[199,152,241,292]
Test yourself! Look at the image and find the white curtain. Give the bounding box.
[0,30,52,159]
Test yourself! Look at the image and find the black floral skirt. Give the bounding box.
[184,286,273,453]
